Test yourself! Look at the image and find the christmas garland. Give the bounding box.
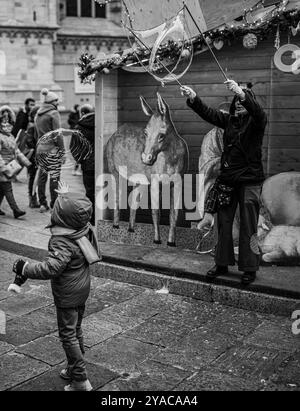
[78,7,300,83]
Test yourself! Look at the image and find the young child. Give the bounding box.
[10,181,101,391]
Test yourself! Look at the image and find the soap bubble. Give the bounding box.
[122,9,193,85]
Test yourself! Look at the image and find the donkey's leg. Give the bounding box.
[151,179,161,244]
[168,184,179,247]
[128,184,139,233]
[113,173,120,229]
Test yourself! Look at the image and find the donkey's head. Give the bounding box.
[140,93,173,166]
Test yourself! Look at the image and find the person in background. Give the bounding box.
[73,104,95,224]
[181,80,267,285]
[0,106,31,218]
[68,104,82,176]
[35,88,63,213]
[12,98,36,138]
[25,105,40,208]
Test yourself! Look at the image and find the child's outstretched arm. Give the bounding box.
[14,237,73,282]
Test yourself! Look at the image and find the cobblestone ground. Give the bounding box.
[0,250,299,392]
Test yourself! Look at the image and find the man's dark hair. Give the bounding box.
[25,98,35,106]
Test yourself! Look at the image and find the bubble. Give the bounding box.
[123,9,193,84]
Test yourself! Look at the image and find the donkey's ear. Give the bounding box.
[140,96,153,117]
[157,92,169,116]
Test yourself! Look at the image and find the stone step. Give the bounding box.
[93,261,299,318]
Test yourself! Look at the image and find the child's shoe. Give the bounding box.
[59,368,71,381]
[64,379,93,391]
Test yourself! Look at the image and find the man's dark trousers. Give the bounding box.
[215,184,262,272]
[38,169,60,209]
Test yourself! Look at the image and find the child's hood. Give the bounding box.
[48,193,92,231]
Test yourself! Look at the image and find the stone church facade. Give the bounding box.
[0,0,127,112]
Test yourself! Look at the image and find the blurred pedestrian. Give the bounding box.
[12,98,36,138]
[35,88,63,212]
[25,105,40,208]
[0,106,31,218]
[69,105,82,176]
[72,104,95,224]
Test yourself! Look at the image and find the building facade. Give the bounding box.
[0,0,127,112]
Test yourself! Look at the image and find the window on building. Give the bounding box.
[95,2,106,18]
[66,0,78,16]
[81,0,92,17]
[66,0,107,18]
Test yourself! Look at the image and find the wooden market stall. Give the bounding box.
[78,1,300,249]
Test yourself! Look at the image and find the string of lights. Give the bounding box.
[79,1,300,83]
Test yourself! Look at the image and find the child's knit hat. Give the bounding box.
[47,193,92,230]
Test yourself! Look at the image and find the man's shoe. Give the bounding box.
[207,265,228,279]
[64,379,93,392]
[39,204,49,213]
[60,368,71,381]
[241,271,256,285]
[13,209,26,219]
[0,210,5,216]
[29,196,40,209]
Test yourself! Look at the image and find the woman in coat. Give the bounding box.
[0,106,31,218]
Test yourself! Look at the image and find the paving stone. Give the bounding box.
[0,293,52,319]
[173,369,270,391]
[85,336,159,374]
[0,305,57,346]
[0,282,12,301]
[12,362,118,391]
[272,352,300,389]
[82,317,122,348]
[99,360,190,391]
[244,320,300,353]
[0,341,14,356]
[16,335,65,366]
[92,291,172,330]
[123,314,198,348]
[0,351,50,390]
[151,326,238,371]
[211,345,291,381]
[206,306,266,338]
[89,280,146,307]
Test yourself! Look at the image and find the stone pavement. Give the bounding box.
[0,249,300,391]
[0,163,300,391]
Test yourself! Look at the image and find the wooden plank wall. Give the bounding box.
[116,35,300,177]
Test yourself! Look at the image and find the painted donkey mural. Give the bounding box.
[105,93,189,246]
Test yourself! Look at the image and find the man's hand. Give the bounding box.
[55,180,69,195]
[180,86,197,102]
[225,80,245,100]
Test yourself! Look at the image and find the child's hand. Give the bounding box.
[55,181,69,195]
[12,259,28,286]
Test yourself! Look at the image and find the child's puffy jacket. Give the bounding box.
[24,235,90,308]
[24,193,93,308]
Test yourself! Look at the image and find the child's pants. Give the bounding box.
[56,305,87,382]
[0,181,18,211]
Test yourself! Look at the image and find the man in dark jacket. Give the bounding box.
[12,98,35,138]
[11,184,99,391]
[73,105,95,224]
[181,80,267,285]
[35,88,63,212]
